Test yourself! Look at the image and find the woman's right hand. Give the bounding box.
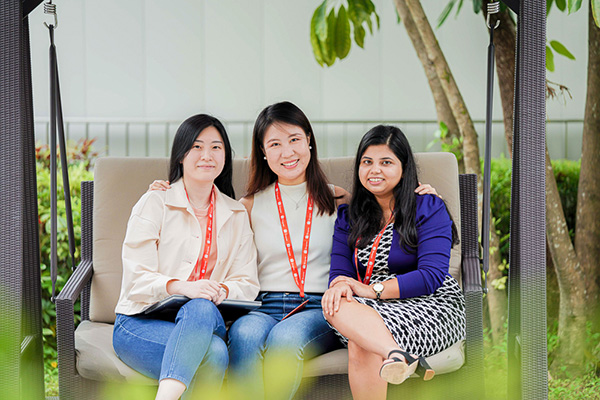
[148,180,171,192]
[167,279,222,303]
[321,283,353,317]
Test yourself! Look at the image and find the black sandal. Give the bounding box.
[379,349,417,385]
[379,350,435,384]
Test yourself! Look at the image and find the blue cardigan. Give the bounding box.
[329,195,453,299]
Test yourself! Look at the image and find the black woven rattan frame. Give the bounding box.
[0,1,45,398]
[507,0,548,398]
[56,174,483,399]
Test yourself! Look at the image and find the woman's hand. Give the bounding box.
[167,279,222,303]
[414,182,440,198]
[331,276,376,299]
[148,180,171,192]
[322,284,353,316]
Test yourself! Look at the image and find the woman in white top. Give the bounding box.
[113,114,259,400]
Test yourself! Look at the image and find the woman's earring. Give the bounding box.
[263,156,267,160]
[309,146,313,150]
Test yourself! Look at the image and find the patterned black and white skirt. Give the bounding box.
[330,225,466,357]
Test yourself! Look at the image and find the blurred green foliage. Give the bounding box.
[489,157,580,274]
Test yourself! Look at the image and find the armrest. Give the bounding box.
[56,260,93,379]
[56,259,93,305]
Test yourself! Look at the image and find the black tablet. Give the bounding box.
[143,295,261,321]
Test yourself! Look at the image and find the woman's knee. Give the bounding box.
[205,336,229,370]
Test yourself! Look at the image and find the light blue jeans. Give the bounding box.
[113,298,228,396]
[227,292,340,400]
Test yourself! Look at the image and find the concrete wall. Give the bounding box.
[28,0,587,158]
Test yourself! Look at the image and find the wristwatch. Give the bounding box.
[372,283,385,300]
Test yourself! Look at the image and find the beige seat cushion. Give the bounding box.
[75,320,155,384]
[75,320,463,382]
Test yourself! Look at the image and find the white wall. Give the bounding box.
[28,0,588,157]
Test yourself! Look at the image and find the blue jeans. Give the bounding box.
[113,298,228,396]
[227,292,340,400]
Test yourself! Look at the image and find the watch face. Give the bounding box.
[373,283,384,292]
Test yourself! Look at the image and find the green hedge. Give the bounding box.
[490,156,580,277]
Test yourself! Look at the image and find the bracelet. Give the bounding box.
[219,283,229,298]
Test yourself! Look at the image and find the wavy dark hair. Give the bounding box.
[348,125,458,251]
[246,101,335,216]
[168,114,235,198]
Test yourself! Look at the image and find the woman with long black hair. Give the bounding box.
[322,125,465,400]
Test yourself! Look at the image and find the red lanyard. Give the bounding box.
[186,187,215,281]
[354,215,394,285]
[274,182,314,297]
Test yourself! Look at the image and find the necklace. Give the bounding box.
[278,185,308,210]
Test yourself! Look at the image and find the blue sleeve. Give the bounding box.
[329,204,359,286]
[396,195,453,298]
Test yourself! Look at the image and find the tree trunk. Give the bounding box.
[403,0,481,179]
[545,146,587,377]
[486,227,507,344]
[575,1,600,331]
[392,0,465,173]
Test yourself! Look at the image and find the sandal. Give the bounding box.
[379,350,435,384]
[379,349,417,385]
[415,356,435,381]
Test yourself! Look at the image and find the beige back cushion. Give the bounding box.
[90,153,460,323]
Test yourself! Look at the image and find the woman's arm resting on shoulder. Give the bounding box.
[148,180,171,192]
[334,186,350,207]
[414,182,440,197]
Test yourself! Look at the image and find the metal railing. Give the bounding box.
[33,117,583,160]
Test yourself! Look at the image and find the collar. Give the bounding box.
[165,179,246,232]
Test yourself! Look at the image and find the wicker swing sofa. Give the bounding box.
[55,152,484,399]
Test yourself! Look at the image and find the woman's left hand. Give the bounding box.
[330,276,376,299]
[414,182,440,198]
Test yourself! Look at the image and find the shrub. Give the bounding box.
[489,157,580,267]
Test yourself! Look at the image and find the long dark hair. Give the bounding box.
[168,114,235,198]
[348,125,457,251]
[246,101,335,216]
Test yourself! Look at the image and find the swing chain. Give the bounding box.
[44,0,58,29]
[486,1,500,30]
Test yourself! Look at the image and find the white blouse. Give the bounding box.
[251,182,337,294]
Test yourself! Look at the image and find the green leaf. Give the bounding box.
[354,25,365,48]
[546,45,555,72]
[473,0,482,14]
[593,0,600,28]
[335,5,351,60]
[324,9,337,66]
[567,0,583,14]
[315,1,328,42]
[550,40,576,60]
[310,7,325,66]
[456,0,464,16]
[555,0,566,11]
[437,1,456,29]
[547,0,554,16]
